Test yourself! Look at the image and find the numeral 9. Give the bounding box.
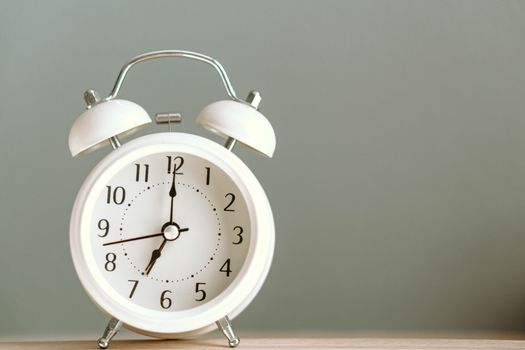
[97,219,109,237]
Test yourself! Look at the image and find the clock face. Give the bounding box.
[88,151,250,312]
[71,133,275,334]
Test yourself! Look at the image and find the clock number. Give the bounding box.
[232,226,244,245]
[128,280,139,298]
[220,258,232,277]
[106,186,126,205]
[205,167,211,185]
[167,156,184,174]
[160,290,172,309]
[104,253,116,272]
[134,163,149,182]
[224,193,236,212]
[195,282,207,301]
[97,219,110,237]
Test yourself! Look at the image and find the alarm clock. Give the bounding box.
[68,51,276,348]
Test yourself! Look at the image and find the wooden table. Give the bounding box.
[2,336,525,350]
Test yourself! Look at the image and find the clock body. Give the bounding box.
[70,132,274,337]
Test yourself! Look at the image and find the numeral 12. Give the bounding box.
[167,156,184,174]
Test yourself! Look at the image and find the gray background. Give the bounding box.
[2,0,525,339]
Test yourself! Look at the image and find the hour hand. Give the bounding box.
[144,239,167,275]
[144,251,160,275]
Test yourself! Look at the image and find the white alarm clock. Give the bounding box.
[68,51,276,348]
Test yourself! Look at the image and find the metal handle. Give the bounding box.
[105,50,243,102]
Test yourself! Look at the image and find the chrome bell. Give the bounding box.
[68,90,152,156]
[197,92,276,158]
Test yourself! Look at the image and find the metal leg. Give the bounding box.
[216,316,240,348]
[108,136,121,150]
[97,317,123,349]
[224,137,237,151]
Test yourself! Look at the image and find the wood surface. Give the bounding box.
[2,337,525,350]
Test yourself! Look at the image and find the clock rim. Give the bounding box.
[70,132,274,335]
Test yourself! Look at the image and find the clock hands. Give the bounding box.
[116,163,186,277]
[142,169,181,276]
[102,228,189,246]
[142,223,186,275]
[141,166,179,276]
[102,225,189,276]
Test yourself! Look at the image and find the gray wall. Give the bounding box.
[2,0,525,338]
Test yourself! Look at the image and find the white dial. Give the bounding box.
[70,133,274,335]
[91,151,250,311]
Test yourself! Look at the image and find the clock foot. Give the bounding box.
[97,317,122,349]
[216,316,240,348]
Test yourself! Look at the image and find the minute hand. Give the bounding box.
[102,228,189,246]
[103,233,163,246]
[169,167,177,223]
